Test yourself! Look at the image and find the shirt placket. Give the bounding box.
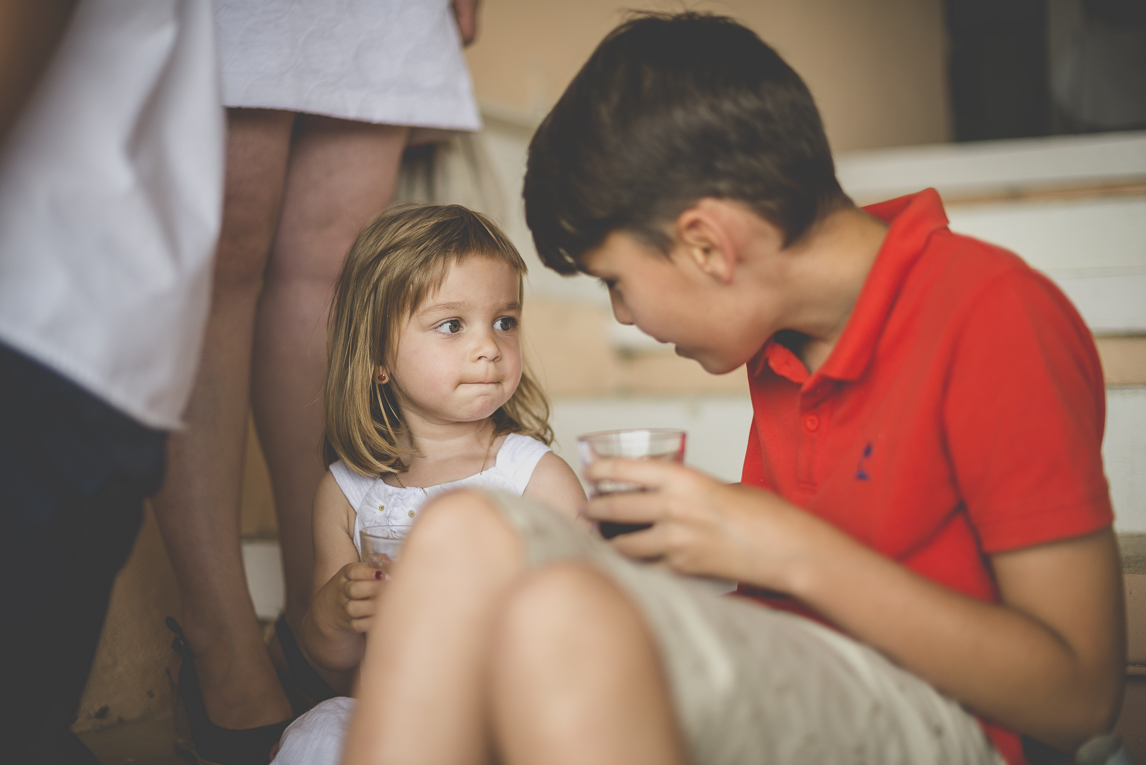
[796,379,834,491]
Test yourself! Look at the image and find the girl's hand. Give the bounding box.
[584,457,840,591]
[332,562,387,633]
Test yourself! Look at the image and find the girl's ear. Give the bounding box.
[674,199,738,284]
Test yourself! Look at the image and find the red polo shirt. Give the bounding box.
[738,189,1113,764]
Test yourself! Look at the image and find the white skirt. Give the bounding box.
[213,0,481,130]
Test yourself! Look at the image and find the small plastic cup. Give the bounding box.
[577,429,686,539]
[359,524,408,577]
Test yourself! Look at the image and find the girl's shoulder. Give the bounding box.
[329,460,390,510]
[488,433,553,493]
[498,432,552,457]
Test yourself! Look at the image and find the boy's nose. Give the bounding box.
[609,292,634,325]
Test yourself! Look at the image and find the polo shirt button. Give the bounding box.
[804,414,820,431]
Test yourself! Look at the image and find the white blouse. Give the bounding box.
[331,433,551,558]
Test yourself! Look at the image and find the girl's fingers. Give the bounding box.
[344,562,381,580]
[344,579,385,601]
[345,597,377,618]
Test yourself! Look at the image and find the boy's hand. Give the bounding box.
[584,457,837,591]
[332,562,387,633]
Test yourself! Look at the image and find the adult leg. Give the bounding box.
[250,115,408,630]
[489,564,688,765]
[151,107,296,730]
[0,345,166,765]
[341,491,524,765]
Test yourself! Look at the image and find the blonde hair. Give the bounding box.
[325,204,553,477]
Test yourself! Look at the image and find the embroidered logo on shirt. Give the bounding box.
[856,442,873,480]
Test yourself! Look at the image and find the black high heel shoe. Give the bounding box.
[166,618,292,765]
[270,614,337,708]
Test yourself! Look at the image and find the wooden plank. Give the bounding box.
[1097,336,1146,387]
[836,131,1146,204]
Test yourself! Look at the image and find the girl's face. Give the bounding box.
[384,255,524,428]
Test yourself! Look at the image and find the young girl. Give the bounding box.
[271,204,586,764]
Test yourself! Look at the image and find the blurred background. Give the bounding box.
[77,0,1146,760]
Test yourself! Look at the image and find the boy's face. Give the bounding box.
[582,230,772,375]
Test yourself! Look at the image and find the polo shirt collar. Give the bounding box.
[750,189,951,385]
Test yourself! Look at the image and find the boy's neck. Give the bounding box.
[767,205,888,373]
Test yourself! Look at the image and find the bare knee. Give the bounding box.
[401,489,521,566]
[488,564,685,764]
[492,563,649,674]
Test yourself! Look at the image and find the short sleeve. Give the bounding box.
[943,269,1113,553]
[741,416,767,487]
[329,460,373,510]
[500,434,552,494]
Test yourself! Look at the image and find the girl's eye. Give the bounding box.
[598,278,617,291]
[435,319,462,335]
[493,316,517,332]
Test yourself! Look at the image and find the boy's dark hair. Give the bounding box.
[524,12,851,274]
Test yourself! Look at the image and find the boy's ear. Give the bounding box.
[674,200,738,284]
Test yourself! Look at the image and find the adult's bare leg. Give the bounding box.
[342,491,525,765]
[152,108,296,729]
[251,115,409,631]
[490,564,688,765]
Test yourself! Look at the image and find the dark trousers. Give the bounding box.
[0,344,167,765]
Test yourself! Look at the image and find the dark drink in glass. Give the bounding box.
[577,430,686,539]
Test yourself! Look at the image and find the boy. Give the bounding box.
[340,12,1123,765]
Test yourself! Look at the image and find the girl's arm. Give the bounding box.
[299,470,385,676]
[588,460,1125,753]
[523,451,588,522]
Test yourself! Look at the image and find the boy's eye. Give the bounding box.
[434,319,462,335]
[493,316,517,332]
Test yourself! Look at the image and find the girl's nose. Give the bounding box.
[473,327,502,361]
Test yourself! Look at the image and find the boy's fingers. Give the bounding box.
[584,457,685,490]
[608,524,665,560]
[586,490,664,524]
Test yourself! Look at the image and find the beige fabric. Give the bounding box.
[488,490,1006,765]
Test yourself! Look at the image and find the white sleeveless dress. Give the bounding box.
[271,433,552,765]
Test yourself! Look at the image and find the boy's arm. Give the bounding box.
[589,463,1125,752]
[299,470,383,674]
[769,500,1125,751]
